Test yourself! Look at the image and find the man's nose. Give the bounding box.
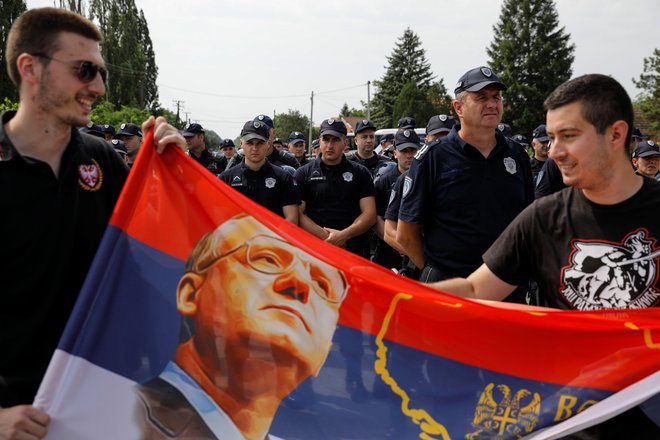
[273,270,310,303]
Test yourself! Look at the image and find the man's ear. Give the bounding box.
[176,273,205,316]
[452,99,463,118]
[16,53,41,86]
[610,120,629,149]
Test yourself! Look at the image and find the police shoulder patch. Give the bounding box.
[414,143,430,160]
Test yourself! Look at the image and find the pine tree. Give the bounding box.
[487,0,574,138]
[371,28,449,128]
[392,81,435,127]
[0,0,27,101]
[633,48,660,135]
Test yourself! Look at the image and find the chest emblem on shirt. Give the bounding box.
[265,177,276,189]
[503,157,517,175]
[343,172,353,182]
[560,230,660,310]
[78,159,103,192]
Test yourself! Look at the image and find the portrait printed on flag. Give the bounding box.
[134,213,349,439]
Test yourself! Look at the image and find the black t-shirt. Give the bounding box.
[189,149,227,175]
[0,111,129,405]
[399,126,534,278]
[529,156,545,183]
[219,160,300,218]
[485,178,660,310]
[295,156,375,256]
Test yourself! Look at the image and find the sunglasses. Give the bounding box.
[31,53,108,84]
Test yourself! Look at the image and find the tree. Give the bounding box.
[392,81,435,127]
[339,102,367,118]
[633,48,660,135]
[89,0,159,109]
[274,109,312,141]
[487,0,575,137]
[371,28,450,128]
[0,0,27,102]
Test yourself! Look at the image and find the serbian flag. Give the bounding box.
[35,131,659,439]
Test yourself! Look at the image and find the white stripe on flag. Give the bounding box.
[34,350,141,440]
[523,371,660,440]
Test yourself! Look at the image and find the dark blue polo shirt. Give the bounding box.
[295,155,374,230]
[384,170,408,221]
[374,163,401,216]
[399,125,534,278]
[219,160,300,218]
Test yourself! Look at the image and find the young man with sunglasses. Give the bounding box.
[0,8,185,439]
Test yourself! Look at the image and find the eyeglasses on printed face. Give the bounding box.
[199,234,348,304]
[31,52,108,84]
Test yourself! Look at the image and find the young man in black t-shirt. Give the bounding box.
[430,74,659,438]
[0,8,185,438]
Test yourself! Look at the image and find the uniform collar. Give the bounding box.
[451,124,509,157]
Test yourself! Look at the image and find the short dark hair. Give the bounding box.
[6,7,103,87]
[544,74,633,147]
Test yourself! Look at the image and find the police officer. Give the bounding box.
[79,122,104,138]
[114,122,143,167]
[378,133,395,159]
[632,140,660,180]
[346,119,393,177]
[272,137,285,151]
[530,124,550,183]
[397,66,534,284]
[373,129,421,270]
[295,118,376,258]
[255,114,299,168]
[424,114,456,143]
[288,131,310,166]
[219,138,236,162]
[182,123,227,175]
[226,115,300,170]
[110,139,129,164]
[219,120,300,223]
[101,123,116,141]
[397,116,415,130]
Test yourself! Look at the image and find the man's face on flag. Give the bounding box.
[179,215,348,377]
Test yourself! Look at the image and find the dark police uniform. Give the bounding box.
[295,155,375,258]
[219,159,300,218]
[189,148,227,176]
[345,150,393,178]
[399,125,534,280]
[534,157,566,199]
[529,156,546,184]
[0,110,129,406]
[373,163,404,269]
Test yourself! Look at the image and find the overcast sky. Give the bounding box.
[26,0,660,139]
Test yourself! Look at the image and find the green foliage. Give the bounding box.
[392,81,435,127]
[0,97,19,113]
[633,48,660,135]
[487,0,575,137]
[274,109,312,142]
[0,0,27,102]
[89,0,159,109]
[371,28,450,128]
[204,130,221,150]
[89,100,150,127]
[340,103,367,118]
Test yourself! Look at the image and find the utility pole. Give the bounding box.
[172,100,184,127]
[184,112,191,126]
[309,91,314,154]
[367,81,371,120]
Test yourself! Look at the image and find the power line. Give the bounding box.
[158,82,368,100]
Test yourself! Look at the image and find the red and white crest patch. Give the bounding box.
[78,159,103,191]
